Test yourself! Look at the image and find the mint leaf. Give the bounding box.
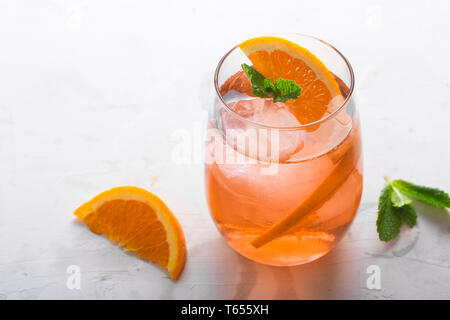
[273,78,302,102]
[390,184,412,207]
[377,177,448,242]
[241,63,270,98]
[241,64,301,102]
[392,179,450,208]
[377,185,402,241]
[263,78,277,95]
[396,204,417,228]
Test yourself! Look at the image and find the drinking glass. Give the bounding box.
[205,34,362,266]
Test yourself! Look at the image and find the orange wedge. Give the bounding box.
[74,186,186,280]
[251,136,361,248]
[239,36,342,124]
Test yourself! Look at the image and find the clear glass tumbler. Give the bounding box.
[205,34,362,266]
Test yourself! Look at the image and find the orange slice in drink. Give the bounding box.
[74,186,186,280]
[239,36,342,124]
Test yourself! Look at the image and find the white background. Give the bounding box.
[0,0,449,299]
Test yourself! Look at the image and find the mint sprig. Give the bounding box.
[377,177,449,241]
[241,63,302,102]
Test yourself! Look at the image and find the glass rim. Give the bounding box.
[213,33,355,130]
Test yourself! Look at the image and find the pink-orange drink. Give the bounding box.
[205,35,362,266]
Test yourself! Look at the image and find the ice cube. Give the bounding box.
[220,98,304,162]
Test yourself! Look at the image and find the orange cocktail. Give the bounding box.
[205,34,362,266]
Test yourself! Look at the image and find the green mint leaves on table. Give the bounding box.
[377,177,450,241]
[241,63,302,103]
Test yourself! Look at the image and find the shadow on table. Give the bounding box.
[188,235,360,299]
[413,200,450,230]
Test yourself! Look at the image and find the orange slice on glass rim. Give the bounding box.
[239,36,342,124]
[74,186,186,280]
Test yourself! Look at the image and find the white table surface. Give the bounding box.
[0,0,449,300]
